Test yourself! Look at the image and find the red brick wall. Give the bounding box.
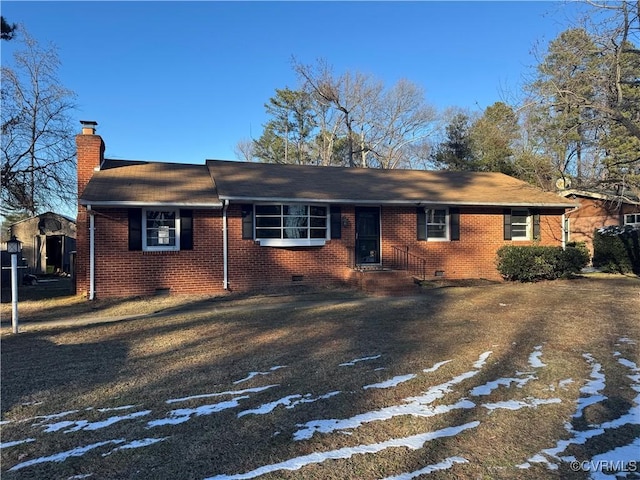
[77,208,224,297]
[381,206,564,281]
[77,199,566,296]
[566,197,640,257]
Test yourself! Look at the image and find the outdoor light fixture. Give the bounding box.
[7,235,22,254]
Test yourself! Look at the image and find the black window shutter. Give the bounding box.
[180,209,193,250]
[241,204,253,240]
[532,209,541,240]
[450,207,460,241]
[417,208,426,240]
[128,208,142,251]
[330,205,341,239]
[503,209,512,241]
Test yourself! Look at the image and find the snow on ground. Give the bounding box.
[3,344,639,479]
[520,345,640,473]
[204,422,480,480]
[232,366,286,385]
[339,354,381,366]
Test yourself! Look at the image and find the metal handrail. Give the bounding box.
[391,246,427,281]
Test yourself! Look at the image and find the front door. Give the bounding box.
[355,207,381,265]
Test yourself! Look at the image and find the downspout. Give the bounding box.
[88,205,96,300]
[562,204,581,250]
[222,200,229,290]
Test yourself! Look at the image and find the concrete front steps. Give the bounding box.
[348,268,422,296]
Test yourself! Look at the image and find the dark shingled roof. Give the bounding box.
[206,160,577,207]
[80,159,221,207]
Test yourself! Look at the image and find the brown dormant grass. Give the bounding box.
[1,275,639,479]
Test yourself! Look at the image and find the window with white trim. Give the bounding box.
[143,209,180,251]
[624,213,640,228]
[426,208,449,240]
[510,209,530,240]
[254,204,328,246]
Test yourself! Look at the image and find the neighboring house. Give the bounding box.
[560,189,640,258]
[8,212,77,275]
[76,121,577,298]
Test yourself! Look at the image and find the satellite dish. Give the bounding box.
[555,177,572,190]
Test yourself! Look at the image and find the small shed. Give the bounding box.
[9,212,76,275]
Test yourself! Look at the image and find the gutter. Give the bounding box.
[78,200,223,208]
[222,200,229,290]
[217,195,576,209]
[87,205,96,300]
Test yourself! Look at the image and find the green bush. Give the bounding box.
[593,226,640,274]
[496,243,590,282]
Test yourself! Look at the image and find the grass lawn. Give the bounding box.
[1,275,639,479]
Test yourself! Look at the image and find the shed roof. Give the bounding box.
[80,160,222,208]
[206,160,577,208]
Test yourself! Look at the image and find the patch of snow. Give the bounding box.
[616,337,636,345]
[339,355,381,367]
[363,374,417,390]
[470,375,536,396]
[380,456,469,480]
[588,437,640,480]
[559,379,574,389]
[30,410,80,426]
[482,397,562,412]
[238,395,302,417]
[94,405,137,413]
[0,437,36,449]
[204,422,479,480]
[516,461,531,469]
[166,385,278,404]
[147,397,248,428]
[102,437,168,456]
[41,410,151,434]
[67,474,93,479]
[293,399,475,441]
[573,354,606,419]
[422,360,452,373]
[233,366,287,385]
[9,439,125,471]
[529,346,546,368]
[293,352,491,441]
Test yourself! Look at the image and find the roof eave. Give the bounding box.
[218,195,577,208]
[80,200,223,208]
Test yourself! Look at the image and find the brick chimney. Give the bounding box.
[76,120,104,299]
[76,120,104,198]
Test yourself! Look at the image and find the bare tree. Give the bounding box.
[234,138,256,162]
[291,58,438,169]
[1,28,77,216]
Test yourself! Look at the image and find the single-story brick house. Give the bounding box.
[561,188,640,258]
[76,121,577,298]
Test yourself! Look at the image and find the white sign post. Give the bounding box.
[7,235,22,334]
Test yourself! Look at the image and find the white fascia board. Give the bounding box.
[219,196,576,208]
[79,200,222,208]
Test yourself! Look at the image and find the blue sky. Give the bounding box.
[2,1,584,164]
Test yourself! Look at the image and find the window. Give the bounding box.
[426,208,448,240]
[143,209,180,251]
[504,209,540,241]
[510,209,529,240]
[417,207,460,241]
[254,204,328,246]
[624,213,640,228]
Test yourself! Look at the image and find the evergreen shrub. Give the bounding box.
[592,226,640,274]
[496,243,590,282]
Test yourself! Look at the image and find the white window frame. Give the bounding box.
[425,208,449,241]
[510,209,531,241]
[254,203,329,247]
[624,213,640,228]
[142,208,181,252]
